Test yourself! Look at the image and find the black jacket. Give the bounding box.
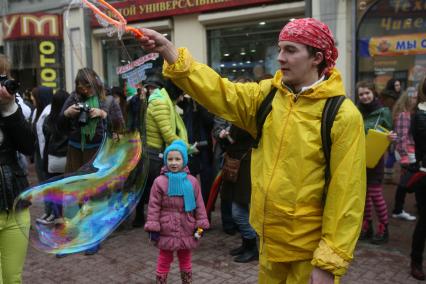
[0,106,35,211]
[412,105,426,166]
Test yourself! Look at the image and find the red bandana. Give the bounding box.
[279,18,338,75]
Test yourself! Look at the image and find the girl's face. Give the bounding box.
[394,80,401,93]
[358,87,375,105]
[167,151,184,173]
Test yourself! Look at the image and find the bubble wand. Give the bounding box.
[81,0,143,39]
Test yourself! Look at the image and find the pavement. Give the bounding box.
[22,167,425,283]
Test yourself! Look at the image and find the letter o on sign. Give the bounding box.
[39,41,55,55]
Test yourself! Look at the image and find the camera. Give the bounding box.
[0,75,20,94]
[76,102,91,126]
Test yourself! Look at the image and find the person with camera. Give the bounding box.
[58,68,124,255]
[0,67,36,282]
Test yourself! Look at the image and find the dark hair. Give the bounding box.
[164,79,183,101]
[31,86,53,122]
[74,68,105,100]
[355,80,378,97]
[418,76,426,104]
[306,46,327,76]
[47,90,70,130]
[384,78,400,93]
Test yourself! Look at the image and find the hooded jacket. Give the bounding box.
[146,88,188,150]
[162,48,366,276]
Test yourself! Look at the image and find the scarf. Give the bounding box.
[80,95,100,151]
[165,171,196,212]
[357,98,382,116]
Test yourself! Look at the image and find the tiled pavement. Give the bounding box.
[23,169,425,283]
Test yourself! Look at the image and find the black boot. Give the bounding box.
[359,220,373,241]
[371,223,389,245]
[411,261,425,281]
[229,238,245,256]
[156,273,167,284]
[234,238,258,263]
[180,271,192,284]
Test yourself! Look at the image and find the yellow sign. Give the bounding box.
[369,33,426,56]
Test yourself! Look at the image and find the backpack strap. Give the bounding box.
[321,95,346,203]
[253,87,277,148]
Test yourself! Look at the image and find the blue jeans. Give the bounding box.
[232,202,256,239]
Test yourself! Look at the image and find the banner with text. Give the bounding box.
[366,33,426,57]
[98,0,278,24]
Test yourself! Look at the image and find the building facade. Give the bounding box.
[1,0,359,96]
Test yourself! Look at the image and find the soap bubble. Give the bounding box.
[14,131,148,254]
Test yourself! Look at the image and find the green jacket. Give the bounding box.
[362,106,392,134]
[146,88,188,150]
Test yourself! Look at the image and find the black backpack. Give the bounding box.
[254,87,346,200]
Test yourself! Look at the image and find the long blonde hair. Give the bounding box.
[392,88,417,121]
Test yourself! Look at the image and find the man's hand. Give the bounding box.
[0,85,14,105]
[309,267,334,284]
[138,28,178,64]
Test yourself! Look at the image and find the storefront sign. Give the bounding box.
[100,0,277,23]
[2,13,62,39]
[368,33,426,56]
[2,13,64,90]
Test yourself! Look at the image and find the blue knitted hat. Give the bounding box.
[163,140,188,167]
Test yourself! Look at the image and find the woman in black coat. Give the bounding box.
[0,54,36,283]
[410,76,426,281]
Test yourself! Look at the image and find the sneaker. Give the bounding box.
[392,210,416,221]
[38,214,55,225]
[36,213,49,224]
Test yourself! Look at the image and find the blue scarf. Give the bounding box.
[165,172,196,212]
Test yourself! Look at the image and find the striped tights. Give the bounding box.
[364,184,388,225]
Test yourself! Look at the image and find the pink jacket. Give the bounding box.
[144,166,210,251]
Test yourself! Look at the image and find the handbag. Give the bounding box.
[400,164,426,193]
[222,152,247,183]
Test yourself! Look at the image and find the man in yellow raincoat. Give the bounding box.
[138,18,366,284]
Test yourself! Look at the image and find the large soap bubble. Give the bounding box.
[14,131,148,254]
[11,0,154,254]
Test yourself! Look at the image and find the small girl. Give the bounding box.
[357,81,397,244]
[144,139,210,283]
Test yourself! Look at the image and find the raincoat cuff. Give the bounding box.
[163,48,194,78]
[144,221,160,232]
[311,239,351,276]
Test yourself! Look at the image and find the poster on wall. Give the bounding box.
[2,13,64,91]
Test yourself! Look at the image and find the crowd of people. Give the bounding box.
[0,17,425,284]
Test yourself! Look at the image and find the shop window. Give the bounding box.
[357,0,426,90]
[102,34,170,88]
[207,20,285,82]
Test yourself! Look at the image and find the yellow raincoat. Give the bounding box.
[163,48,366,276]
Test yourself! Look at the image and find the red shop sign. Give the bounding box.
[3,13,63,40]
[97,0,278,24]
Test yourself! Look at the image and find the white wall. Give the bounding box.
[312,0,354,97]
[173,14,206,63]
[63,6,87,92]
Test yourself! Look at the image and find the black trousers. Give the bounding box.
[411,187,426,264]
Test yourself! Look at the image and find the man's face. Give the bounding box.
[277,41,319,89]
